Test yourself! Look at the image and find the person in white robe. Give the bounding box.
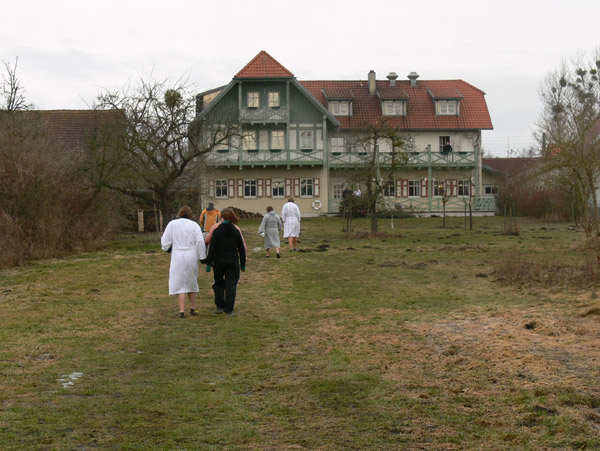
[161,206,207,318]
[281,198,301,251]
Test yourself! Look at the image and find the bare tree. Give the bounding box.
[537,50,600,237]
[94,75,238,226]
[350,119,413,235]
[1,57,33,111]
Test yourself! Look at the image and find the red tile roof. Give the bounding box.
[301,79,493,130]
[322,88,355,100]
[427,87,464,99]
[231,51,493,131]
[377,86,409,100]
[235,50,294,79]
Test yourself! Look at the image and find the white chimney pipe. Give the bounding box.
[368,70,376,95]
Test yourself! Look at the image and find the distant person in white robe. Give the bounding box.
[281,198,301,251]
[161,206,207,318]
[258,206,282,258]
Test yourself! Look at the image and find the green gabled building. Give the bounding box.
[194,50,494,216]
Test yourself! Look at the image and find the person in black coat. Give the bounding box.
[205,208,246,316]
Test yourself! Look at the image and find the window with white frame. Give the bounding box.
[215,179,228,198]
[244,179,257,197]
[485,186,498,195]
[331,137,345,154]
[383,100,405,116]
[300,178,314,197]
[458,180,470,196]
[268,92,280,108]
[300,130,313,149]
[272,179,285,198]
[383,180,396,197]
[247,92,259,108]
[433,179,445,197]
[328,100,350,116]
[271,131,284,149]
[332,183,344,200]
[437,100,458,115]
[408,180,421,197]
[243,131,257,150]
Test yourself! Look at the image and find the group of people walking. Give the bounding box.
[161,199,301,317]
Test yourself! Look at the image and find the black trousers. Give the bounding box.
[212,261,240,313]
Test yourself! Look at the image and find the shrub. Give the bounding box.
[0,112,123,268]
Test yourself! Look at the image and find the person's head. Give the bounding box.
[220,208,239,224]
[288,198,294,203]
[208,201,215,208]
[266,206,273,212]
[177,205,193,219]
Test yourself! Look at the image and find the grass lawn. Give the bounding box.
[1,216,599,450]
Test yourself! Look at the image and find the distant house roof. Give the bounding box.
[482,157,540,176]
[3,109,126,154]
[235,50,294,79]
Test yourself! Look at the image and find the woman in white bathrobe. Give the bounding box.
[161,206,207,318]
[281,198,301,251]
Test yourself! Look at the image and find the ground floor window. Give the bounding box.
[458,179,470,196]
[244,179,257,197]
[215,179,228,198]
[383,180,396,197]
[300,178,313,197]
[408,180,421,197]
[272,178,285,198]
[433,179,445,197]
[332,183,344,199]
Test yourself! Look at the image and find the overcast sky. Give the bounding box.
[2,0,598,157]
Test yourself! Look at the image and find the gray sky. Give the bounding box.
[2,0,599,157]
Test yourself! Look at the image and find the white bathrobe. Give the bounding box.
[281,201,301,238]
[161,218,207,295]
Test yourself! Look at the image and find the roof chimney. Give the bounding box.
[368,70,376,95]
[407,71,420,87]
[387,72,399,87]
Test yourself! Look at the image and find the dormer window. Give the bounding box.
[383,100,405,116]
[437,100,458,115]
[247,92,259,108]
[329,100,351,116]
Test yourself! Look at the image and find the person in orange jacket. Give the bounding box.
[199,202,220,232]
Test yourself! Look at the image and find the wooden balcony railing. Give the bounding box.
[239,107,288,123]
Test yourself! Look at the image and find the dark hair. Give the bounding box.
[288,198,294,203]
[220,208,238,224]
[266,206,273,212]
[177,205,193,219]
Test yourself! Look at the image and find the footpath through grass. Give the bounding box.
[1,216,599,450]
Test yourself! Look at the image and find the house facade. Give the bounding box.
[194,51,494,216]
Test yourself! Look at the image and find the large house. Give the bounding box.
[193,51,494,216]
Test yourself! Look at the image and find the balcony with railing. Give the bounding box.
[239,107,288,123]
[204,148,324,167]
[329,147,476,168]
[204,145,477,168]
